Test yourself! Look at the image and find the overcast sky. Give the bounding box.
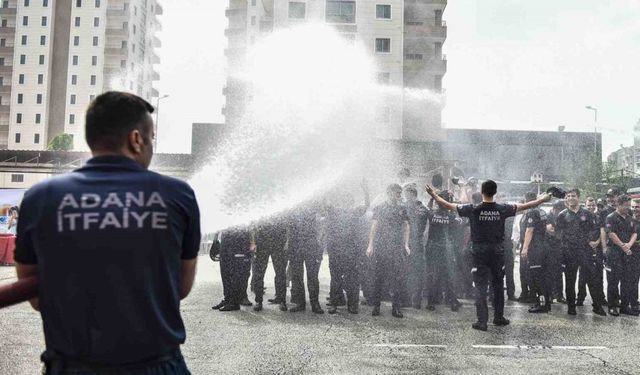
[155,0,639,157]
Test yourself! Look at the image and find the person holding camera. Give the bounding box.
[426,180,551,331]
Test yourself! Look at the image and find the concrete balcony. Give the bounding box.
[0,46,14,54]
[404,0,447,6]
[0,85,10,94]
[404,56,447,72]
[0,26,15,36]
[106,8,130,23]
[155,2,163,15]
[404,23,447,39]
[224,26,246,37]
[150,87,159,97]
[152,35,161,48]
[0,105,10,113]
[225,7,245,17]
[105,28,130,38]
[151,71,160,81]
[0,8,17,16]
[151,52,160,64]
[105,46,128,58]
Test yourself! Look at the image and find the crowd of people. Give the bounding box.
[211,176,640,329]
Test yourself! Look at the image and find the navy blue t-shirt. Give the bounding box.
[457,202,517,244]
[14,156,201,364]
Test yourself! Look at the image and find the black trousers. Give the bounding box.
[426,243,458,305]
[289,244,323,305]
[328,246,360,307]
[577,252,605,305]
[220,253,252,305]
[528,244,550,304]
[471,243,505,324]
[548,241,564,298]
[606,248,636,309]
[504,240,515,298]
[251,241,288,303]
[563,245,605,308]
[519,249,531,297]
[407,246,426,305]
[371,251,407,307]
[631,253,640,307]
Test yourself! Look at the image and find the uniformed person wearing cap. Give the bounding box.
[555,189,607,316]
[520,192,552,313]
[600,188,621,306]
[14,91,200,374]
[426,180,551,331]
[402,185,429,310]
[546,200,567,303]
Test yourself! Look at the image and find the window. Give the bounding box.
[91,55,97,66]
[377,72,390,84]
[69,114,75,124]
[21,35,27,45]
[375,38,391,53]
[18,74,24,84]
[435,75,443,92]
[24,0,29,6]
[1,19,6,27]
[92,36,98,46]
[73,36,79,46]
[34,133,40,143]
[251,0,255,5]
[89,94,95,102]
[35,114,41,124]
[94,17,99,27]
[36,93,42,104]
[43,0,48,6]
[326,1,355,24]
[95,0,100,7]
[1,1,6,8]
[376,4,391,19]
[74,17,80,27]
[120,60,126,68]
[90,75,96,85]
[19,54,25,64]
[71,75,77,85]
[288,2,305,19]
[11,173,23,182]
[39,54,44,64]
[16,113,22,123]
[41,16,47,26]
[22,16,28,26]
[72,55,78,65]
[0,57,4,65]
[17,93,23,103]
[406,53,423,60]
[434,42,442,59]
[37,74,43,84]
[0,38,4,47]
[76,0,81,7]
[70,94,76,104]
[40,35,46,45]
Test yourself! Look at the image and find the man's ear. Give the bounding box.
[128,129,143,153]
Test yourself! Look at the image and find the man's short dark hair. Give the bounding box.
[567,188,581,197]
[616,195,631,206]
[85,91,155,151]
[403,186,418,197]
[471,192,482,204]
[481,180,497,197]
[387,183,402,194]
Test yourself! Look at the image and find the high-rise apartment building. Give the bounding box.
[0,0,161,151]
[223,0,447,141]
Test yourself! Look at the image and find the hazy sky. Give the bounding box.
[156,0,639,157]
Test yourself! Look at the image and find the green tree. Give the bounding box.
[47,133,74,151]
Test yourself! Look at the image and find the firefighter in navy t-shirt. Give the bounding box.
[14,92,200,374]
[426,180,551,331]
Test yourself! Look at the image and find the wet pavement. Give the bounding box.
[1,255,639,375]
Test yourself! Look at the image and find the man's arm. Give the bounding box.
[180,258,197,299]
[515,193,552,212]
[628,233,638,251]
[425,185,458,211]
[366,220,378,257]
[15,263,39,310]
[608,232,632,255]
[403,221,410,255]
[521,228,534,258]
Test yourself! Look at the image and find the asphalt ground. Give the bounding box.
[1,255,639,375]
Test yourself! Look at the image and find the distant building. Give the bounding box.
[0,0,162,151]
[191,122,226,170]
[223,0,447,141]
[607,145,635,179]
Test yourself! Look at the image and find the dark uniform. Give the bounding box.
[14,156,200,373]
[457,202,516,325]
[599,206,617,304]
[546,211,565,301]
[370,202,409,308]
[604,211,638,311]
[289,206,323,308]
[556,208,606,310]
[219,229,253,306]
[577,212,606,306]
[425,209,462,308]
[326,205,368,309]
[631,217,640,310]
[503,216,516,300]
[404,200,429,307]
[251,218,288,304]
[520,208,551,307]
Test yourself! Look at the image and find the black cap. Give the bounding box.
[546,186,566,199]
[606,187,621,197]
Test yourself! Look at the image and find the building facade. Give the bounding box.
[223,0,447,141]
[0,0,161,151]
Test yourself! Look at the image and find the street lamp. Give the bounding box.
[585,105,598,153]
[155,94,169,150]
